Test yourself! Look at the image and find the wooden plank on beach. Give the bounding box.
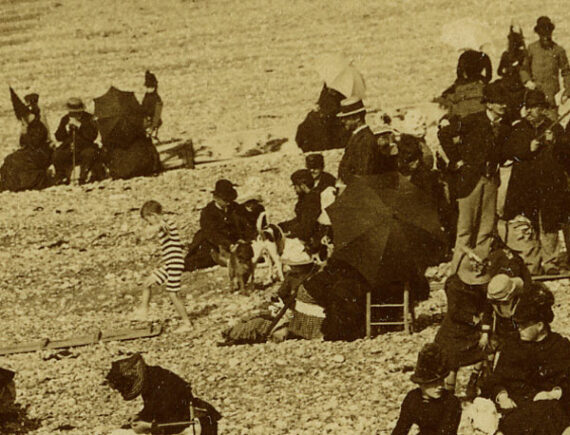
[0,324,162,356]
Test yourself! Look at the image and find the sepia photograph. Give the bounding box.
[2,0,570,433]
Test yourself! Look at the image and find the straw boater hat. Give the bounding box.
[66,97,85,112]
[487,274,523,302]
[410,342,450,384]
[336,97,366,118]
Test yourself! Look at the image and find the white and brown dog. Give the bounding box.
[251,211,285,283]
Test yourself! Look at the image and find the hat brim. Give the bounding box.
[67,106,84,112]
[410,369,449,385]
[337,107,366,118]
[213,189,237,202]
[489,277,524,302]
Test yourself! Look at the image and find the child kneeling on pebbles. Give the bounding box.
[131,200,192,333]
[391,342,462,434]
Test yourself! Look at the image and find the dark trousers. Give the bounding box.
[53,145,102,184]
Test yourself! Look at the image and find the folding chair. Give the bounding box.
[365,282,415,338]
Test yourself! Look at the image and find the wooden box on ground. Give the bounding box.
[154,139,195,170]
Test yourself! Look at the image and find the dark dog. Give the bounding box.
[228,241,255,292]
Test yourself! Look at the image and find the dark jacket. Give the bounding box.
[54,111,98,152]
[434,274,490,369]
[338,125,396,184]
[313,172,336,194]
[137,366,193,433]
[295,110,349,152]
[503,119,567,232]
[279,190,321,243]
[521,40,570,104]
[141,91,163,130]
[484,332,570,414]
[439,110,510,198]
[19,118,51,168]
[199,201,238,250]
[391,388,462,435]
[498,49,526,91]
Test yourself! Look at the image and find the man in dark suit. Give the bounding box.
[439,82,512,271]
[305,153,336,194]
[279,169,322,246]
[53,97,100,184]
[184,179,240,271]
[337,98,396,185]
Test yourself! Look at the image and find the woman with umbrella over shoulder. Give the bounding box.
[0,88,53,191]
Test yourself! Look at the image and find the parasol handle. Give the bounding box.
[71,128,77,185]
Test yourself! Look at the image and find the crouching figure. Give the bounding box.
[106,353,221,434]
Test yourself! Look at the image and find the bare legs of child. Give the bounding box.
[131,285,193,333]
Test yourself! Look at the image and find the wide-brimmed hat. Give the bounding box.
[105,353,146,401]
[0,368,15,388]
[305,153,325,170]
[483,82,509,105]
[212,179,237,202]
[410,342,449,384]
[525,89,549,108]
[487,274,524,302]
[513,283,554,325]
[66,97,85,112]
[145,70,158,88]
[457,249,491,286]
[534,16,555,36]
[337,97,366,118]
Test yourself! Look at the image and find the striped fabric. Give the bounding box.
[152,218,185,292]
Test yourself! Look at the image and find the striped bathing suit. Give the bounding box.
[152,218,185,292]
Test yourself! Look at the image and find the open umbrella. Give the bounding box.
[9,87,30,120]
[327,174,447,287]
[314,54,366,99]
[440,18,494,52]
[93,86,143,144]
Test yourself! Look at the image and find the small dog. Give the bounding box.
[251,212,285,283]
[228,241,255,292]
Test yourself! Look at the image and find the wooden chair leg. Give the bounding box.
[403,283,411,335]
[366,291,372,339]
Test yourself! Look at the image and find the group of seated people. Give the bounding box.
[394,239,570,434]
[0,71,163,192]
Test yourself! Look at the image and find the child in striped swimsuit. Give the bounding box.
[132,200,193,333]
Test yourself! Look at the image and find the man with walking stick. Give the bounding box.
[53,97,99,185]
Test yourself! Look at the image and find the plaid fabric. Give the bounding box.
[289,309,324,339]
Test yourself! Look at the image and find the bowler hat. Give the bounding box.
[534,16,555,36]
[212,179,237,202]
[305,153,325,170]
[145,70,158,88]
[337,97,366,118]
[105,353,146,401]
[410,342,450,384]
[66,97,85,112]
[525,89,549,108]
[483,82,509,105]
[487,274,523,302]
[513,283,555,324]
[291,169,314,188]
[0,368,15,388]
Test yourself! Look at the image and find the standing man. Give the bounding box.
[520,16,570,113]
[503,90,567,275]
[439,82,512,272]
[305,153,336,194]
[53,97,99,184]
[337,97,396,185]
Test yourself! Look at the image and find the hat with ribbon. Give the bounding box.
[66,97,85,112]
[487,274,524,302]
[410,342,450,384]
[337,97,366,118]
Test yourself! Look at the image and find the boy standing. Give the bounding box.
[132,200,192,333]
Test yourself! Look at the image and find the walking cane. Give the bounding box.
[70,127,78,185]
[535,108,570,141]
